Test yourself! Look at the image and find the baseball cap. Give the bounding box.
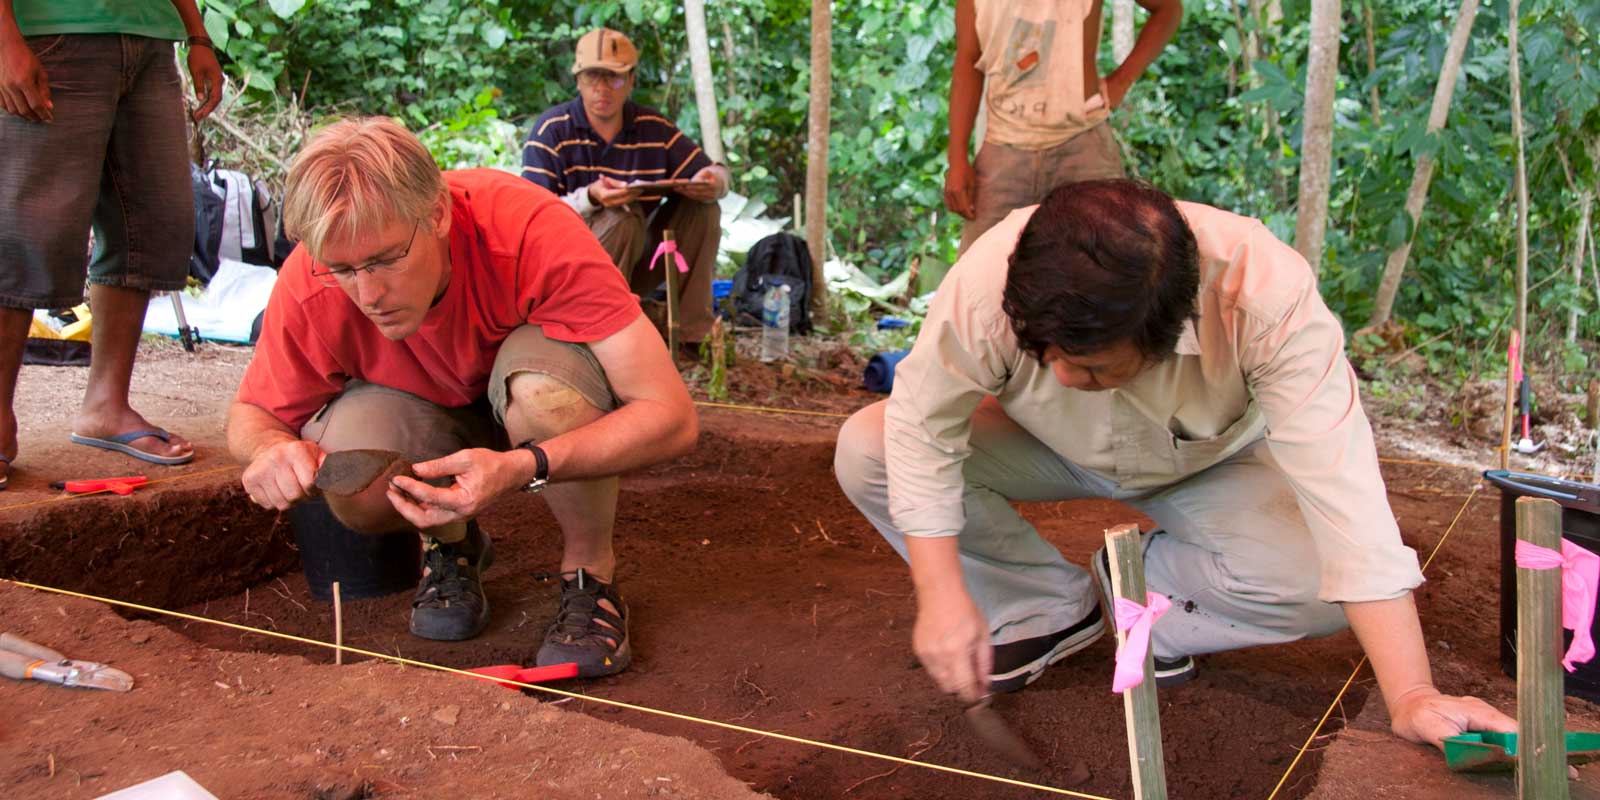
[572,28,638,74]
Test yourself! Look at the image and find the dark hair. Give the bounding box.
[1001,179,1200,363]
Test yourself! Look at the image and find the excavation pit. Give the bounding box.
[4,415,1590,799]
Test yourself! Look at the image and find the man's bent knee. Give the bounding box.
[326,487,406,534]
[833,402,888,509]
[505,370,604,441]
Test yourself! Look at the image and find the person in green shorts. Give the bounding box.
[0,0,221,489]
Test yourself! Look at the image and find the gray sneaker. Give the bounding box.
[536,568,631,678]
[409,522,493,641]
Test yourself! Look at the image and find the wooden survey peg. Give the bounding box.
[1105,523,1169,800]
[1516,496,1568,800]
[662,229,681,358]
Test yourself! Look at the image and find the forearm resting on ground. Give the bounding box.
[1345,593,1516,748]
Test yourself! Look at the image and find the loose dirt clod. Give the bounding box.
[315,449,413,497]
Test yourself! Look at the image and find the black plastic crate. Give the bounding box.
[1488,470,1600,702]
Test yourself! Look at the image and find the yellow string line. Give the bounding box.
[1264,483,1482,799]
[2,579,1114,800]
[0,464,241,514]
[694,400,853,419]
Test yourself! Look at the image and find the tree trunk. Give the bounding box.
[1363,0,1381,124]
[1367,0,1480,327]
[1570,189,1594,343]
[805,0,833,323]
[1293,0,1341,274]
[1112,0,1135,64]
[1509,0,1528,347]
[683,0,725,163]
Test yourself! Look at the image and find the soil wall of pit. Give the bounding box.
[0,484,295,610]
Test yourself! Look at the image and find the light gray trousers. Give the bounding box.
[834,400,1348,659]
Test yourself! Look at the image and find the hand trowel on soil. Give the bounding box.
[1444,731,1600,772]
[964,695,1045,770]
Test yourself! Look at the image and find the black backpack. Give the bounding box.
[730,232,813,335]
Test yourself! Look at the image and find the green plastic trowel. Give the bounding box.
[1443,731,1600,772]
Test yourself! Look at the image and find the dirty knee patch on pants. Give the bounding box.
[487,324,618,426]
[300,381,498,464]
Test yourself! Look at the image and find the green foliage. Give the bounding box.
[202,0,1599,384]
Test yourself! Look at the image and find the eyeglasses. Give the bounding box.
[578,70,629,90]
[308,223,420,286]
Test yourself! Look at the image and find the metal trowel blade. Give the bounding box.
[964,696,1045,770]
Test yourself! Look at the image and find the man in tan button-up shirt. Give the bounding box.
[835,180,1512,751]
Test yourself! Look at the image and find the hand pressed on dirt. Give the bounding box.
[1389,687,1517,749]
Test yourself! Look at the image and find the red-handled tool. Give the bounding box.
[49,476,149,495]
[467,662,579,690]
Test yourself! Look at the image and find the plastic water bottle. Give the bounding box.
[759,284,791,362]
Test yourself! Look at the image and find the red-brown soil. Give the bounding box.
[4,341,1600,799]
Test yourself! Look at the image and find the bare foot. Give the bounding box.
[72,405,193,463]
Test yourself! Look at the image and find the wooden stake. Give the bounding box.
[332,580,344,666]
[1515,497,1567,800]
[662,229,680,358]
[1503,332,1518,470]
[1105,523,1169,800]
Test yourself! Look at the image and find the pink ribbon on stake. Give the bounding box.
[650,239,689,275]
[1514,538,1600,671]
[1112,592,1172,693]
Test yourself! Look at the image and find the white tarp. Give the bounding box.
[143,259,278,344]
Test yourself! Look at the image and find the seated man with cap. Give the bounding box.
[522,27,729,351]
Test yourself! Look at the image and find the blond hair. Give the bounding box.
[282,117,448,259]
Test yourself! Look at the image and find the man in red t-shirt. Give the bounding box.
[228,117,697,678]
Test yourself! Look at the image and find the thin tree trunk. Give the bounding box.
[721,18,740,128]
[1569,190,1593,343]
[1367,0,1480,327]
[1113,0,1135,64]
[1363,0,1381,124]
[684,0,725,163]
[1293,0,1341,273]
[1509,0,1529,347]
[805,0,833,323]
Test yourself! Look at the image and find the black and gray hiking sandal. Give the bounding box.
[409,521,494,641]
[535,568,631,678]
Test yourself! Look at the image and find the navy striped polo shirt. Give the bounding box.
[521,98,712,212]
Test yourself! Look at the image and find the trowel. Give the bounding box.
[0,633,134,691]
[964,695,1045,770]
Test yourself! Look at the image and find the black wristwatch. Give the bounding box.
[516,440,549,494]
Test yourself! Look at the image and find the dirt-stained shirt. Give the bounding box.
[974,0,1109,149]
[883,202,1425,604]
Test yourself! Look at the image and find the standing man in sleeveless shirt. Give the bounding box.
[945,0,1183,253]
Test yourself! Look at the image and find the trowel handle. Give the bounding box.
[0,648,45,680]
[0,633,64,662]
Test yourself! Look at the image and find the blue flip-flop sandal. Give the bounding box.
[69,429,194,466]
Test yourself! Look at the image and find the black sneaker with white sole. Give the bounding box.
[989,602,1105,693]
[409,522,493,641]
[1090,543,1199,688]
